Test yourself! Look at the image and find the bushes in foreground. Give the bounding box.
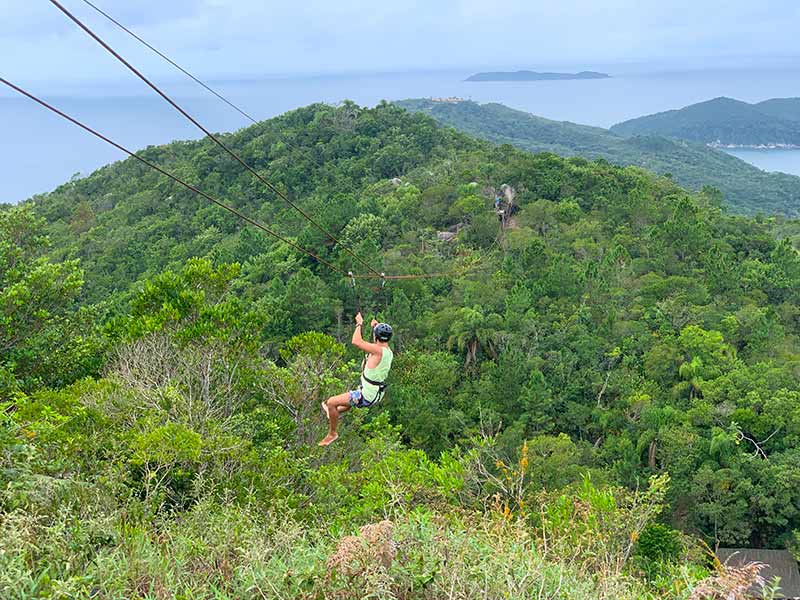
[1,383,711,600]
[0,318,760,599]
[1,499,703,600]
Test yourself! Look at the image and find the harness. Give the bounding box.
[359,356,389,405]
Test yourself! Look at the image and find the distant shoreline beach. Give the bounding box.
[709,141,800,150]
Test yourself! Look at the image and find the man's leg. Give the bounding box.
[321,402,349,418]
[319,392,351,446]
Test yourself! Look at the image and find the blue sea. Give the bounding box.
[3,65,800,203]
[722,148,800,176]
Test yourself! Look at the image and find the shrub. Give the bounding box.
[636,522,684,563]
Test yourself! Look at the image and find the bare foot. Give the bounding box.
[318,433,338,447]
[321,401,330,420]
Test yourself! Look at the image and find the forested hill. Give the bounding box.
[4,101,800,596]
[611,96,800,146]
[396,98,800,217]
[31,101,482,303]
[756,97,800,122]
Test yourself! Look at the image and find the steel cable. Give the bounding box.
[78,0,259,125]
[49,0,383,277]
[1,77,346,275]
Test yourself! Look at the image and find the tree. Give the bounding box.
[688,465,753,545]
[674,325,737,399]
[389,350,462,455]
[447,306,505,367]
[258,332,349,447]
[0,206,103,393]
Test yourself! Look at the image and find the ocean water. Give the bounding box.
[4,65,800,203]
[722,148,800,177]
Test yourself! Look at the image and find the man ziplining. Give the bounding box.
[319,312,394,446]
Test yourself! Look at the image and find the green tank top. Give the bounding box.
[361,346,393,402]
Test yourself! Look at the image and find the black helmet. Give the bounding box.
[373,323,393,342]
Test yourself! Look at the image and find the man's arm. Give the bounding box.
[351,312,383,355]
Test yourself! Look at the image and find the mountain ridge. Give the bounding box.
[395,98,800,216]
[611,96,800,146]
[755,97,800,122]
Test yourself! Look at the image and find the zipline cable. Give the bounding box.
[78,0,259,125]
[78,0,324,162]
[20,2,494,284]
[0,77,347,276]
[48,0,383,278]
[352,270,472,280]
[353,247,495,280]
[2,77,490,283]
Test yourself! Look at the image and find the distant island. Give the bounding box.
[611,96,800,147]
[465,70,611,82]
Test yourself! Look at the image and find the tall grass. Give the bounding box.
[0,498,704,600]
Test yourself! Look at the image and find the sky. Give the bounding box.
[2,0,800,85]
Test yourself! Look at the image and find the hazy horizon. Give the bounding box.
[5,63,800,204]
[4,0,800,85]
[5,56,800,91]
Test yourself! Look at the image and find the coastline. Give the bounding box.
[465,70,611,82]
[708,141,800,150]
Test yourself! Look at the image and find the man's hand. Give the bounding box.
[370,319,379,328]
[355,312,364,326]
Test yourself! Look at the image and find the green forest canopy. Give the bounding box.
[2,101,800,597]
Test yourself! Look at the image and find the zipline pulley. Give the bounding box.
[348,271,362,315]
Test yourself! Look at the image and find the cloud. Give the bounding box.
[2,0,799,85]
[0,0,203,34]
